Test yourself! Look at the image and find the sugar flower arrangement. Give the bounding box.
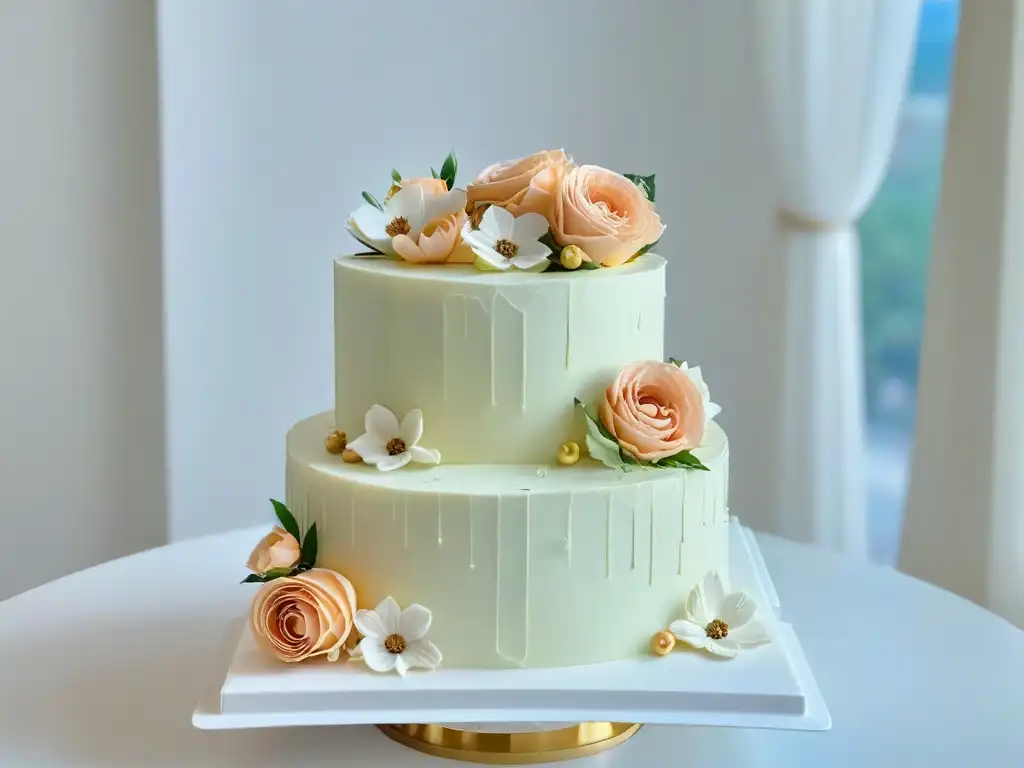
[242,499,442,674]
[575,358,720,472]
[346,149,665,273]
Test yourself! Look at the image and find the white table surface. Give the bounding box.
[1,526,1022,766]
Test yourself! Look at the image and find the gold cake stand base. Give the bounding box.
[377,722,642,764]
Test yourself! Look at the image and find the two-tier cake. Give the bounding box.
[241,149,770,677]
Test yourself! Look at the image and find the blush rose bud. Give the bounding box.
[245,526,301,576]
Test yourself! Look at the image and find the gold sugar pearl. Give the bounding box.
[650,630,675,656]
[325,431,347,455]
[556,441,581,466]
[342,448,362,463]
[560,245,586,270]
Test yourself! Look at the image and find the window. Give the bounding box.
[861,0,958,564]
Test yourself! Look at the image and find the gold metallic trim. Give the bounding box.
[778,208,850,232]
[377,721,642,764]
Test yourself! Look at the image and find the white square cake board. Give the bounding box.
[194,519,830,731]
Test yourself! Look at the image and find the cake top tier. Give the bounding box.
[344,149,664,275]
[334,254,668,465]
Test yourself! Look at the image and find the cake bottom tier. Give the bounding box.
[286,412,731,669]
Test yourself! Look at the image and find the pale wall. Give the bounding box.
[0,0,166,598]
[159,0,784,540]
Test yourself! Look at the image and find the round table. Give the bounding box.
[1,527,1022,766]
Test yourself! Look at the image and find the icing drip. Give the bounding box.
[468,497,476,570]
[403,498,409,549]
[437,494,443,546]
[678,479,687,575]
[649,484,656,586]
[606,492,613,580]
[565,492,573,568]
[564,282,573,369]
[304,488,311,534]
[441,298,450,404]
[392,497,397,523]
[489,298,496,406]
[321,496,328,537]
[631,486,639,571]
[495,494,531,667]
[350,492,356,550]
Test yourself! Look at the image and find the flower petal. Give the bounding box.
[365,404,400,442]
[422,189,467,229]
[398,604,432,641]
[394,653,410,676]
[671,626,710,652]
[731,619,771,648]
[354,608,387,640]
[349,204,392,241]
[399,409,424,447]
[686,572,725,625]
[408,445,441,465]
[511,211,550,244]
[391,233,426,263]
[358,639,398,673]
[718,591,757,630]
[669,619,706,642]
[706,640,738,659]
[374,596,402,633]
[481,205,515,241]
[386,185,426,228]
[347,433,386,465]
[403,638,442,671]
[510,241,552,270]
[376,452,412,471]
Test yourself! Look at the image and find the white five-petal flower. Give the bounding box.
[347,186,467,257]
[674,361,722,425]
[352,596,442,676]
[347,405,441,472]
[460,206,552,271]
[668,572,770,658]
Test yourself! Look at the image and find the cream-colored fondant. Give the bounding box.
[334,255,666,464]
[286,411,730,669]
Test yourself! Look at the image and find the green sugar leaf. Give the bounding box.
[262,566,295,581]
[391,168,402,182]
[240,574,265,584]
[624,173,656,202]
[361,190,384,211]
[301,521,318,568]
[270,499,301,543]
[439,152,458,191]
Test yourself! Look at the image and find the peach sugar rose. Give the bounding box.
[245,526,300,576]
[600,361,705,462]
[249,568,358,663]
[551,165,665,268]
[466,149,571,221]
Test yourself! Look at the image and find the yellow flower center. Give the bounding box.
[386,437,406,456]
[384,633,407,654]
[385,216,410,238]
[705,618,729,640]
[495,239,518,259]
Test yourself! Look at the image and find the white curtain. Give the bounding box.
[753,0,921,555]
[900,0,1024,628]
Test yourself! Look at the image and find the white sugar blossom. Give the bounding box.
[669,572,770,658]
[347,185,467,257]
[352,596,442,676]
[348,405,441,472]
[673,360,721,425]
[460,206,551,271]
